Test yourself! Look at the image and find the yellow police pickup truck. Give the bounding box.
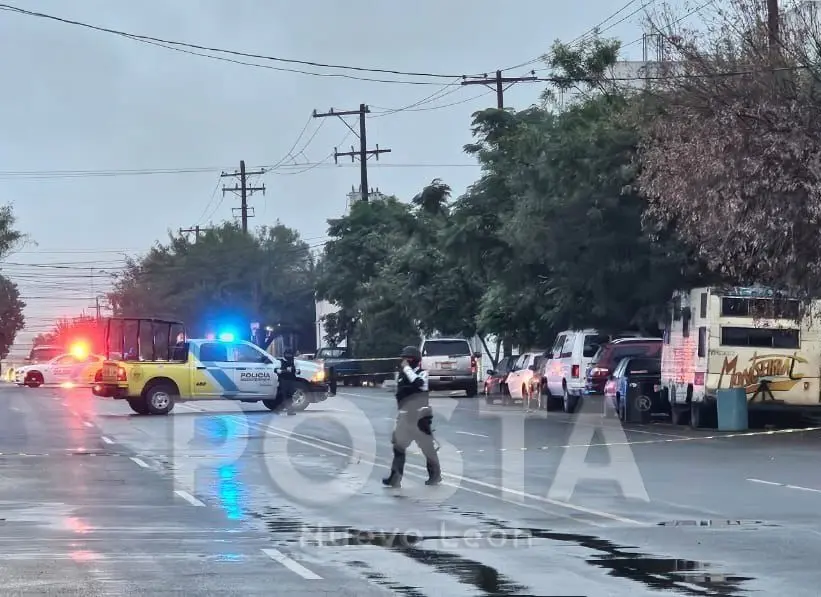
[92,317,328,415]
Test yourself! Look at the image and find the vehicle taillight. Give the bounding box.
[470,356,477,373]
[571,364,580,378]
[694,371,705,386]
[590,366,609,377]
[117,367,127,382]
[94,370,102,382]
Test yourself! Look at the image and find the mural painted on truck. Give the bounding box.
[716,352,808,394]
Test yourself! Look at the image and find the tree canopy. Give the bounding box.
[108,222,316,349]
[0,205,25,359]
[315,35,715,359]
[639,0,821,299]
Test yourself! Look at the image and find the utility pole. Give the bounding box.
[460,70,538,110]
[179,225,203,242]
[220,160,266,233]
[95,296,101,323]
[312,104,391,202]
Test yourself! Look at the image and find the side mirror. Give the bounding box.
[473,351,482,358]
[486,369,495,376]
[528,365,538,372]
[296,369,301,376]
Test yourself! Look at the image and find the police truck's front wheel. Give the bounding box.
[143,383,176,415]
[290,382,311,412]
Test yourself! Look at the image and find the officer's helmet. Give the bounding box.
[400,345,422,366]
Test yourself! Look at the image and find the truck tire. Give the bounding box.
[127,397,150,415]
[26,371,43,388]
[262,399,281,412]
[143,382,176,415]
[289,382,311,412]
[465,382,478,398]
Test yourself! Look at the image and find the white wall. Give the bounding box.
[315,300,346,348]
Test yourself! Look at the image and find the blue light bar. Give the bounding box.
[218,332,235,342]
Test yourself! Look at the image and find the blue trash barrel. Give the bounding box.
[716,388,748,431]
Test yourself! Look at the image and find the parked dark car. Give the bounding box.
[604,356,663,422]
[484,354,518,404]
[585,337,662,395]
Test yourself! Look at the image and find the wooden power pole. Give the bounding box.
[179,225,203,242]
[312,104,391,202]
[460,70,538,109]
[220,160,266,233]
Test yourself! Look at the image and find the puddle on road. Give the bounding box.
[251,504,753,596]
[588,556,752,596]
[348,560,427,597]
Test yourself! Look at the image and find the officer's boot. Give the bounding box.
[424,454,442,486]
[382,448,405,488]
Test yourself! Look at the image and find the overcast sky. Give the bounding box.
[0,0,661,357]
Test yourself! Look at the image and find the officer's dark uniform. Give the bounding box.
[382,346,442,488]
[276,349,297,416]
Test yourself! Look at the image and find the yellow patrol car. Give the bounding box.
[93,317,328,415]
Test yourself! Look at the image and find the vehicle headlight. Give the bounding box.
[311,369,326,383]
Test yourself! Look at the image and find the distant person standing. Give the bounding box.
[382,346,441,488]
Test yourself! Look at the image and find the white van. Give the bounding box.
[543,329,641,412]
[543,330,609,412]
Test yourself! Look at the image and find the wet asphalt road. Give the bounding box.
[2,384,821,596]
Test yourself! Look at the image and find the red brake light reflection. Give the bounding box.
[571,364,580,378]
[117,367,127,382]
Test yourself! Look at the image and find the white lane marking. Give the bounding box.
[129,457,149,468]
[748,478,821,494]
[235,416,633,526]
[174,490,206,507]
[785,484,821,494]
[748,478,782,486]
[262,548,322,579]
[83,421,94,428]
[101,436,114,445]
[455,431,489,438]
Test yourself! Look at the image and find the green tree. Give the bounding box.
[315,195,419,356]
[0,275,25,359]
[448,108,548,353]
[377,179,484,341]
[108,222,316,348]
[0,205,25,358]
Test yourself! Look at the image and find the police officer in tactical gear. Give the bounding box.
[276,348,298,416]
[382,345,442,488]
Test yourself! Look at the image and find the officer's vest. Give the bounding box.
[395,366,429,409]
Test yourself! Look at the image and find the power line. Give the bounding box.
[501,0,657,72]
[0,161,481,179]
[460,70,539,109]
[312,105,391,203]
[621,0,717,50]
[0,4,479,83]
